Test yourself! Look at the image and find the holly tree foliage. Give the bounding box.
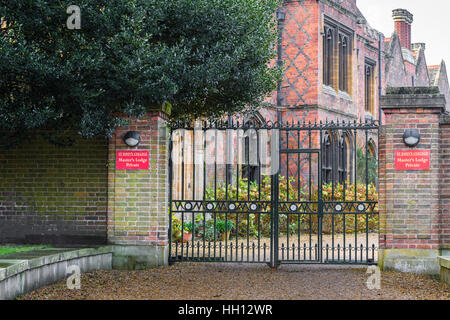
[0,0,281,147]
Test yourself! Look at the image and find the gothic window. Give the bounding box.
[365,62,375,114]
[324,21,354,92]
[339,34,351,93]
[322,132,350,185]
[242,116,261,182]
[337,134,348,183]
[323,26,334,87]
[322,132,333,184]
[242,137,258,182]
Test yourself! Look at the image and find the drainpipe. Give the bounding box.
[377,32,383,191]
[378,33,383,125]
[276,8,286,110]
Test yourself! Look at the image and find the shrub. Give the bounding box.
[356,148,378,185]
[204,175,296,237]
[307,182,378,234]
[204,175,378,236]
[172,175,379,240]
[197,219,235,242]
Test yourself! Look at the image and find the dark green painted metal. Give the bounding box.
[169,119,379,266]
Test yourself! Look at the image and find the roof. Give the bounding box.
[356,8,367,24]
[428,65,440,85]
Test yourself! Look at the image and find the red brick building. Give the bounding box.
[255,1,450,133]
[230,1,450,186]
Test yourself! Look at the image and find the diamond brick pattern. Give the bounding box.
[280,1,312,106]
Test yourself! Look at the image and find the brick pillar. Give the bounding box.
[441,114,450,255]
[379,91,446,274]
[107,111,169,269]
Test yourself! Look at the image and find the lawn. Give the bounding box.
[0,245,51,255]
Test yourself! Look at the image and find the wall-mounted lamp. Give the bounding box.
[123,131,141,147]
[276,9,286,22]
[403,129,420,147]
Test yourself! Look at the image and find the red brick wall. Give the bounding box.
[107,112,169,246]
[268,2,449,129]
[440,119,450,249]
[318,0,381,122]
[265,0,383,147]
[379,95,445,251]
[395,21,411,50]
[274,0,382,124]
[280,0,319,107]
[0,134,108,245]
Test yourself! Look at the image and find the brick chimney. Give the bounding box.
[392,9,413,50]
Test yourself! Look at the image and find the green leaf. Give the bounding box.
[0,0,282,146]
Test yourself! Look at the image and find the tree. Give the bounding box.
[0,0,281,146]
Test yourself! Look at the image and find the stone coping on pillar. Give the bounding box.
[381,93,446,113]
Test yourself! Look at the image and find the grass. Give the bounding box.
[0,245,51,255]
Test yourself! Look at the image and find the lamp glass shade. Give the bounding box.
[124,131,140,147]
[276,9,285,21]
[404,136,419,146]
[403,129,420,147]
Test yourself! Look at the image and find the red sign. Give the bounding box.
[116,151,149,170]
[395,150,430,171]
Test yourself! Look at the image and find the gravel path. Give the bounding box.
[20,263,449,300]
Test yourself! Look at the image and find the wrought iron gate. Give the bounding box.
[168,119,379,266]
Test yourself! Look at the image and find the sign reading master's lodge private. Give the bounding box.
[394,150,431,171]
[116,151,150,170]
